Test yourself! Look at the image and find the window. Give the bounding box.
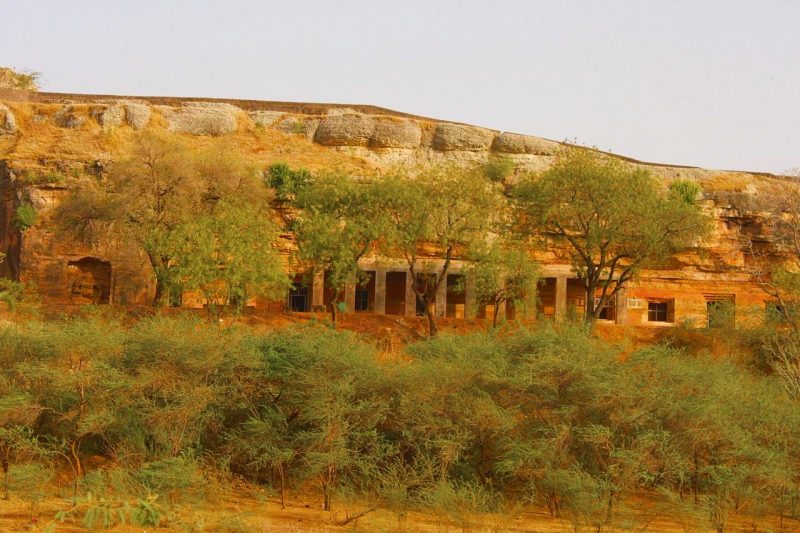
[596,297,616,321]
[627,298,645,309]
[355,288,369,312]
[288,283,309,312]
[706,295,735,328]
[648,301,669,322]
[765,301,791,324]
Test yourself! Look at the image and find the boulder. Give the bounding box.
[432,123,494,151]
[53,105,85,129]
[276,116,319,139]
[98,105,125,128]
[164,102,238,135]
[0,104,16,134]
[492,132,559,155]
[249,110,285,127]
[124,104,151,130]
[314,114,375,146]
[370,118,422,148]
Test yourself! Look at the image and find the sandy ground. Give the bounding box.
[2,483,798,532]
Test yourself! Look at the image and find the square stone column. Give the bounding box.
[465,273,477,319]
[345,282,356,314]
[374,270,386,315]
[405,271,417,317]
[523,281,538,320]
[555,275,568,322]
[312,271,325,311]
[615,285,627,325]
[435,275,447,318]
[496,300,507,322]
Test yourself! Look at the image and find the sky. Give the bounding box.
[2,0,798,174]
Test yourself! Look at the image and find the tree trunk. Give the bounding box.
[426,303,438,337]
[278,465,286,509]
[153,277,167,307]
[585,281,597,323]
[2,454,8,500]
[330,300,337,325]
[327,287,339,327]
[492,300,500,328]
[145,251,171,306]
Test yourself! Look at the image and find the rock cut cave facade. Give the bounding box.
[0,91,786,328]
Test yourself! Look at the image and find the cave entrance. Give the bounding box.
[67,257,112,304]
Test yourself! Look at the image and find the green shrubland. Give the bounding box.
[1,316,800,530]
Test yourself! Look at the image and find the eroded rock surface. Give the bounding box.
[315,114,376,146]
[0,104,15,134]
[124,103,151,130]
[53,106,85,129]
[492,132,558,155]
[164,102,238,135]
[432,123,495,151]
[370,118,422,148]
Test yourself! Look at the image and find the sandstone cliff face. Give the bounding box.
[0,90,787,308]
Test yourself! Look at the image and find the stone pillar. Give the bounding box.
[345,282,356,314]
[404,271,417,317]
[312,271,325,311]
[435,275,447,318]
[465,273,477,320]
[495,300,507,323]
[523,281,539,320]
[374,269,386,315]
[615,285,627,325]
[555,275,568,321]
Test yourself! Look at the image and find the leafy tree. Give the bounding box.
[252,327,392,511]
[266,162,311,202]
[739,182,800,330]
[55,133,266,306]
[2,318,129,500]
[292,173,388,323]
[465,243,539,327]
[483,156,516,183]
[167,200,289,316]
[226,407,296,508]
[515,148,710,322]
[379,166,505,336]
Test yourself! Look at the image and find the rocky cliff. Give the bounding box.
[0,89,791,306]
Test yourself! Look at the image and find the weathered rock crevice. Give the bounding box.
[0,161,21,280]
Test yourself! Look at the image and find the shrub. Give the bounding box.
[265,162,311,201]
[0,278,25,311]
[669,179,702,205]
[483,156,516,182]
[13,203,36,231]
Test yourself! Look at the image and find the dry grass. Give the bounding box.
[2,483,794,532]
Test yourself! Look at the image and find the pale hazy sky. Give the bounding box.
[2,0,798,173]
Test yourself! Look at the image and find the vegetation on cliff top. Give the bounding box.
[0,67,40,91]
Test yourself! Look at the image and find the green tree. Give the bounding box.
[55,133,265,306]
[266,162,311,202]
[292,173,388,323]
[379,166,504,336]
[253,327,392,512]
[465,244,539,328]
[168,200,289,316]
[515,148,710,322]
